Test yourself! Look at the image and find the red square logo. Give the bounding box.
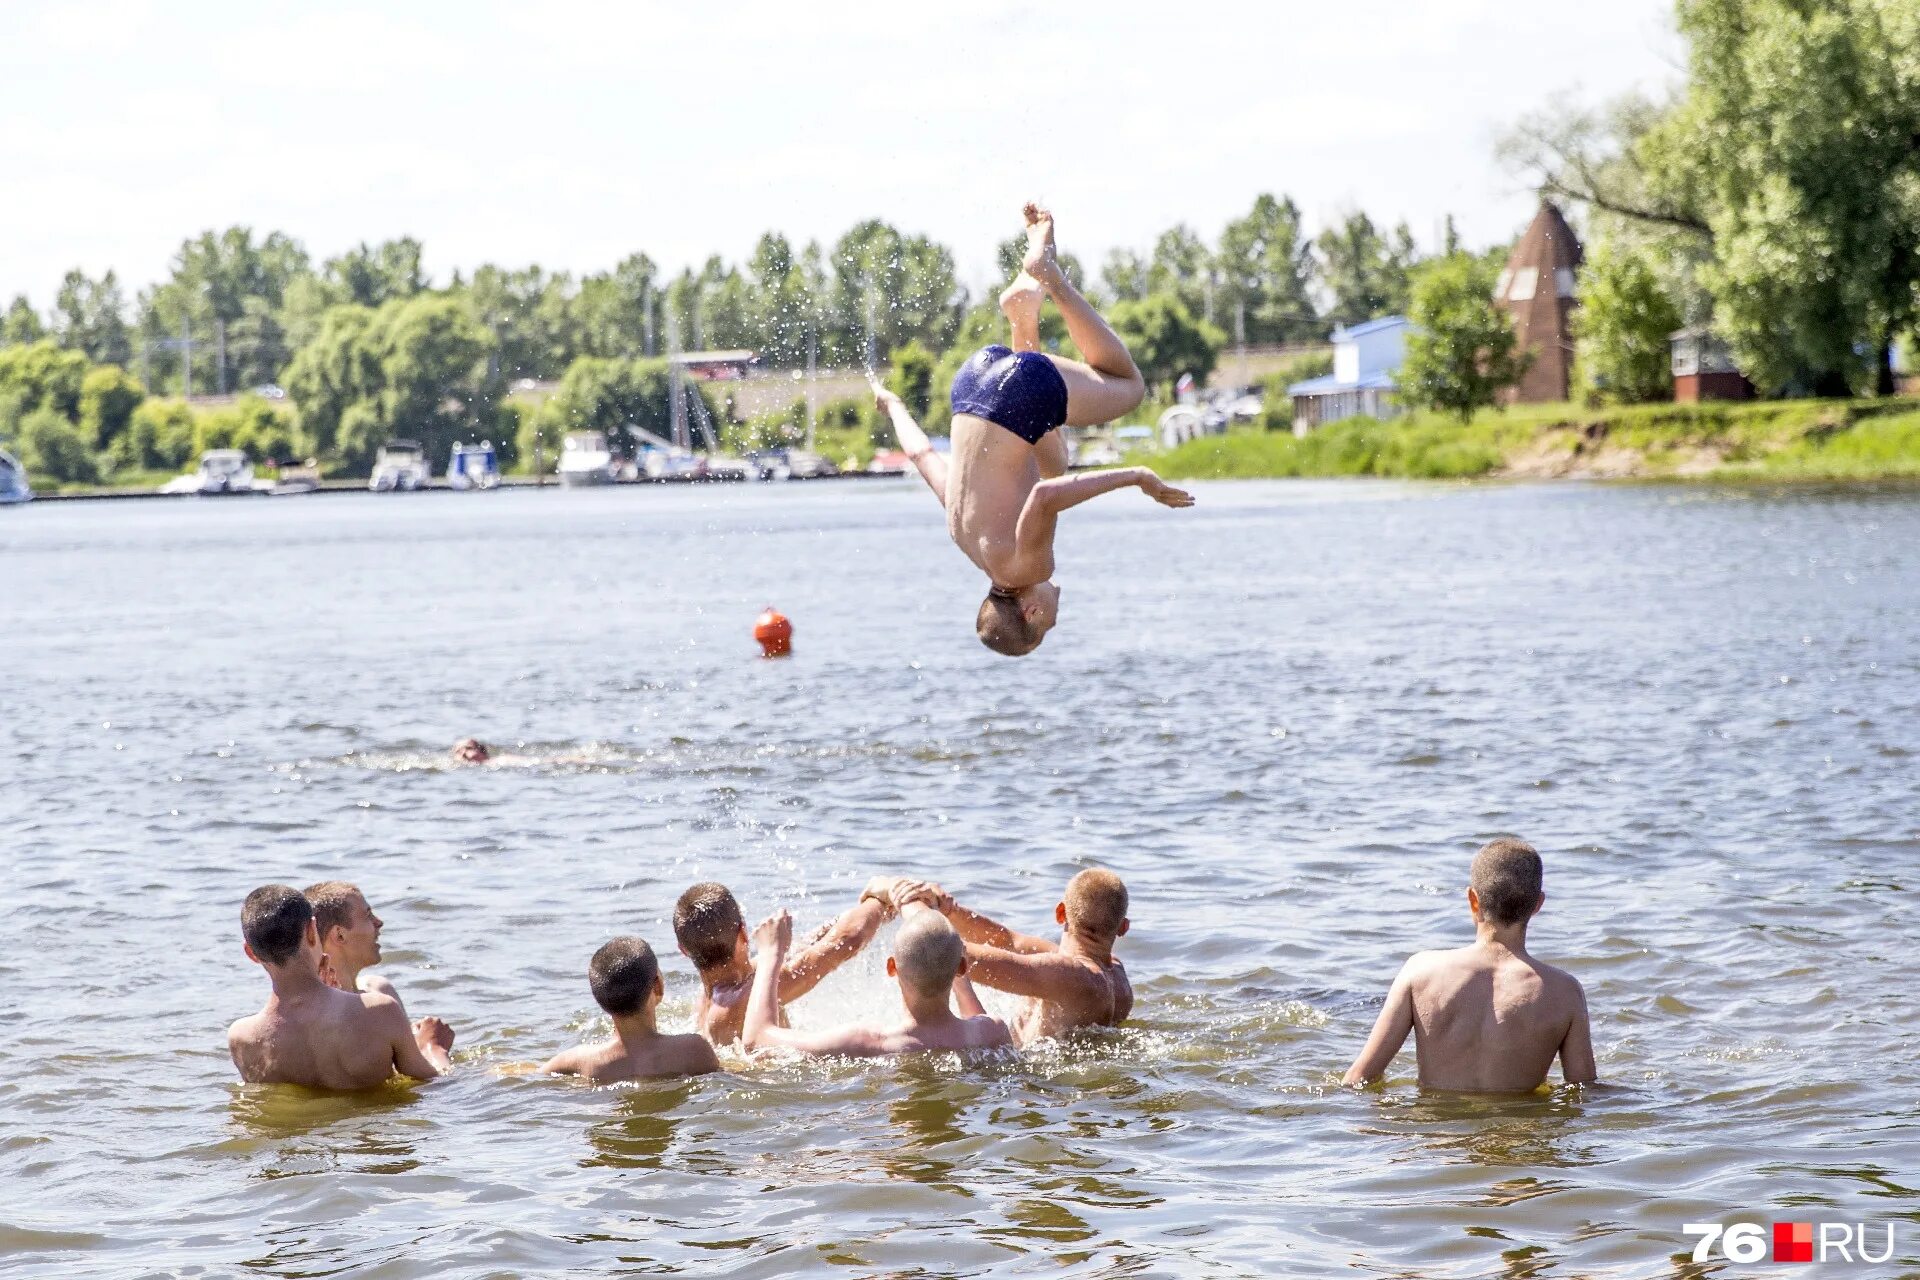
[1774,1221,1813,1263]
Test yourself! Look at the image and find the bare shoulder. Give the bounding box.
[359,974,400,1002]
[542,1046,586,1076]
[1534,959,1588,1001]
[1400,948,1459,981]
[226,1012,261,1048]
[355,989,409,1030]
[970,1015,1013,1049]
[671,1032,723,1074]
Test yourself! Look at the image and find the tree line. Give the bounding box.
[0,197,1435,483]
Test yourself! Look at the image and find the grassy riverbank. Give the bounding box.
[1147,399,1920,483]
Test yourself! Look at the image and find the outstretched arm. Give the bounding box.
[381,1000,449,1081]
[1342,962,1416,1087]
[779,882,896,1002]
[961,944,1091,1003]
[1558,987,1598,1085]
[875,387,948,507]
[744,911,883,1058]
[1008,468,1193,578]
[929,892,1056,955]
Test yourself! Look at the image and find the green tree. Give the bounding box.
[52,270,132,366]
[1316,213,1420,329]
[529,355,719,464]
[1217,194,1320,343]
[1101,249,1150,303]
[1398,254,1530,421]
[124,398,198,470]
[1109,295,1225,396]
[2,295,44,345]
[138,228,312,393]
[325,238,426,307]
[0,340,91,420]
[830,220,961,364]
[1147,225,1215,324]
[886,339,936,420]
[78,365,145,451]
[576,253,660,359]
[1573,240,1683,404]
[284,294,490,470]
[17,406,98,484]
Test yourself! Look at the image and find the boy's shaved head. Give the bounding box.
[1471,837,1544,926]
[892,912,966,997]
[977,591,1042,656]
[673,882,744,972]
[1064,868,1128,939]
[303,881,363,938]
[242,884,313,966]
[589,936,660,1018]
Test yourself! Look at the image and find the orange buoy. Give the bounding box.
[753,606,793,658]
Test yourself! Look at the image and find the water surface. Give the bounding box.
[3,480,1917,1277]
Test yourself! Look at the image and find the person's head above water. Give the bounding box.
[452,738,490,764]
[977,582,1061,657]
[1056,868,1130,944]
[886,911,967,999]
[305,881,381,974]
[241,884,319,972]
[673,882,748,975]
[589,936,663,1021]
[1469,837,1545,928]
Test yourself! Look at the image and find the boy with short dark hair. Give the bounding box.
[542,937,720,1082]
[227,884,452,1089]
[1343,837,1598,1092]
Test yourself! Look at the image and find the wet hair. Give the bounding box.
[977,589,1043,657]
[453,737,489,762]
[303,881,363,940]
[1470,837,1545,926]
[1064,868,1129,940]
[892,912,965,997]
[242,884,313,966]
[589,936,660,1018]
[673,882,745,972]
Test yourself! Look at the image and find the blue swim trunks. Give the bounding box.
[950,345,1069,445]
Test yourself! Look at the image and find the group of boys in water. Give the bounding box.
[228,208,1597,1096]
[228,839,1596,1093]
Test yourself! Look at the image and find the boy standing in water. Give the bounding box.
[907,868,1133,1046]
[742,904,1011,1058]
[227,884,453,1089]
[876,205,1194,656]
[1343,837,1598,1092]
[543,937,721,1082]
[672,878,906,1047]
[306,881,407,1013]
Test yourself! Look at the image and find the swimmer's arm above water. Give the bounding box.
[1341,960,1416,1087]
[744,911,884,1058]
[1009,468,1194,572]
[875,388,948,508]
[378,997,451,1081]
[1557,985,1598,1085]
[916,889,1054,955]
[778,882,897,1002]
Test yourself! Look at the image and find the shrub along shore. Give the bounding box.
[1146,399,1920,483]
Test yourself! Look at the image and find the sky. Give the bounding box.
[0,0,1683,308]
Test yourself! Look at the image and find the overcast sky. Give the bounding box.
[0,0,1682,307]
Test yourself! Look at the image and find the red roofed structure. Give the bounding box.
[1495,202,1583,404]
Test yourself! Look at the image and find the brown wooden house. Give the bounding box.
[1495,202,1583,404]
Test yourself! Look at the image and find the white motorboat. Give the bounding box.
[0,447,31,504]
[447,441,500,490]
[558,431,617,486]
[161,449,257,495]
[369,439,429,492]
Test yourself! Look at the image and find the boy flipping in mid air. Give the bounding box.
[875,205,1194,656]
[1343,838,1598,1092]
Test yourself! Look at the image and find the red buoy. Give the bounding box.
[754,607,793,658]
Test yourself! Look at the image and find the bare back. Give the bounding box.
[1406,945,1587,1092]
[947,414,1049,585]
[228,987,412,1090]
[547,1033,720,1083]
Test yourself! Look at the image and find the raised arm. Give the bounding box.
[875,387,948,507]
[1342,961,1417,1087]
[779,881,897,1002]
[939,895,1055,955]
[744,911,883,1058]
[1558,984,1598,1085]
[1010,468,1192,575]
[961,944,1091,1003]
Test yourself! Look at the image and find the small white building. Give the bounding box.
[1287,316,1410,434]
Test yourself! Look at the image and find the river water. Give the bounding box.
[2,479,1916,1278]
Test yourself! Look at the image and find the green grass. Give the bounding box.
[1144,398,1920,483]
